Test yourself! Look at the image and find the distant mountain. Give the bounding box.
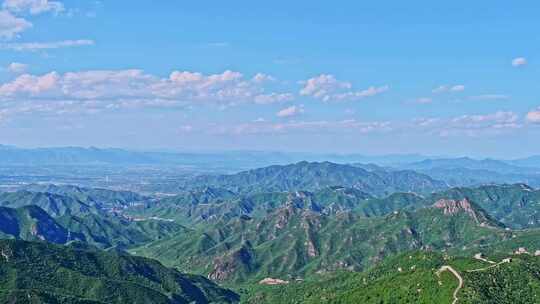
[131,183,540,230]
[0,239,239,303]
[0,145,430,169]
[510,155,540,168]
[0,190,96,217]
[22,184,148,209]
[412,167,540,188]
[0,185,148,218]
[185,161,447,197]
[402,157,539,174]
[134,198,509,283]
[427,184,540,229]
[399,157,540,187]
[131,186,424,226]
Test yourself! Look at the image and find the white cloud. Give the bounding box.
[252,73,275,83]
[432,84,465,94]
[276,105,304,118]
[450,85,465,92]
[300,74,388,102]
[415,111,521,137]
[415,97,433,104]
[3,0,64,15]
[0,69,297,118]
[526,108,540,124]
[300,74,351,97]
[0,71,59,96]
[6,62,28,73]
[512,57,527,67]
[0,39,94,51]
[254,93,294,104]
[0,10,32,39]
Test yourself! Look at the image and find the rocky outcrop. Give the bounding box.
[432,198,483,223]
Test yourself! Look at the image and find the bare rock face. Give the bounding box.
[208,245,254,281]
[432,198,480,223]
[259,278,289,285]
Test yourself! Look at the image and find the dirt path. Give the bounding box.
[437,266,463,304]
[466,259,511,273]
[437,258,511,304]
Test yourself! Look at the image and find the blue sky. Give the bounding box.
[0,0,539,158]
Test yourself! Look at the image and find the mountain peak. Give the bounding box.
[431,197,503,228]
[433,198,475,215]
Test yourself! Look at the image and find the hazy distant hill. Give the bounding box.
[399,157,540,187]
[0,145,427,168]
[402,157,539,174]
[185,161,448,197]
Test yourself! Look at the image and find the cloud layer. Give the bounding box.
[527,108,540,124]
[300,74,388,102]
[0,39,94,51]
[3,0,64,15]
[0,9,32,39]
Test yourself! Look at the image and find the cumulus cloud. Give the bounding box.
[3,0,64,15]
[276,105,304,118]
[512,57,527,67]
[6,62,28,73]
[526,108,540,124]
[0,69,296,118]
[254,93,294,104]
[251,73,275,83]
[0,10,32,39]
[0,39,94,51]
[432,84,465,94]
[300,74,388,102]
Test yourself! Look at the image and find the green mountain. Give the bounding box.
[186,161,447,197]
[134,197,509,283]
[133,183,540,230]
[0,191,95,217]
[22,184,148,209]
[0,205,186,249]
[129,186,423,226]
[241,251,540,304]
[0,239,239,303]
[427,184,540,229]
[0,205,77,244]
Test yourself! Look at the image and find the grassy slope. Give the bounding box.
[240,251,540,304]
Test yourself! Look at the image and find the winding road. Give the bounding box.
[437,258,512,303]
[437,266,463,304]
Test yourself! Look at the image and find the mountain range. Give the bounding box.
[2,160,540,302]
